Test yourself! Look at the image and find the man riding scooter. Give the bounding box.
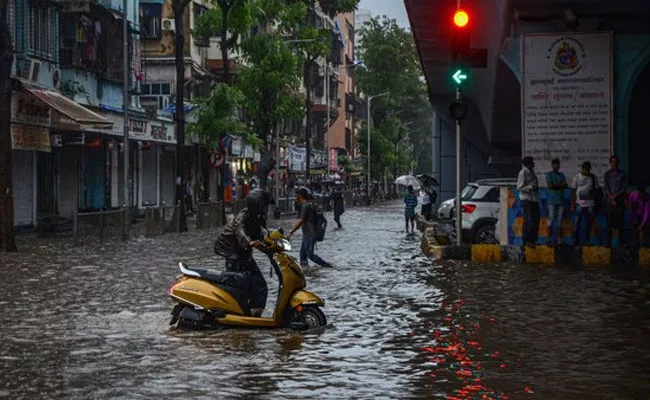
[213,189,271,317]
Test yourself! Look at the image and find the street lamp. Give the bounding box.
[366,91,389,196]
[325,61,362,176]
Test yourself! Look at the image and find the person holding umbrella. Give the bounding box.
[404,185,418,233]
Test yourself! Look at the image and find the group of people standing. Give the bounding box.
[517,155,649,248]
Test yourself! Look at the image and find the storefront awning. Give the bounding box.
[26,89,113,128]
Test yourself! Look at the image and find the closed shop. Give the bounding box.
[59,144,81,219]
[161,147,176,206]
[141,145,158,206]
[12,150,35,227]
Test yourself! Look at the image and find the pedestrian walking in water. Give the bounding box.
[331,185,345,229]
[517,156,540,247]
[604,155,627,247]
[404,185,418,233]
[572,162,599,246]
[545,158,568,245]
[287,187,333,268]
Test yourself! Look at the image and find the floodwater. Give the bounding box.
[1,202,650,399]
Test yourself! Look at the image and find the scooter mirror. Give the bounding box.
[278,228,284,235]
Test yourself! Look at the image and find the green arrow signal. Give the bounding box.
[453,69,468,85]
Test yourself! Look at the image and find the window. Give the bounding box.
[141,82,172,110]
[7,0,15,50]
[140,4,162,39]
[481,187,500,202]
[28,1,55,59]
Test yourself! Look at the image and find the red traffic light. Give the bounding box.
[453,10,469,28]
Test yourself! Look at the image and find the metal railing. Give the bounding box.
[144,204,181,237]
[73,209,127,246]
[196,201,224,230]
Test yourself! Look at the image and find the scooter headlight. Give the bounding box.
[278,239,292,251]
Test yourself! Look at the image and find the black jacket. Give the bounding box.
[214,209,264,258]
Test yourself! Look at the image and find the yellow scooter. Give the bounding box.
[168,229,326,330]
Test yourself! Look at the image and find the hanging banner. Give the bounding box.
[329,149,339,171]
[231,137,242,156]
[521,32,613,184]
[244,145,254,159]
[288,145,306,173]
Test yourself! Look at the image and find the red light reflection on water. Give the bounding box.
[420,299,532,399]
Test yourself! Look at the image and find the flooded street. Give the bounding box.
[2,202,650,399]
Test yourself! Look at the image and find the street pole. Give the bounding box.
[366,96,371,194]
[366,92,389,198]
[122,0,130,239]
[274,121,281,219]
[455,86,462,246]
[325,62,330,176]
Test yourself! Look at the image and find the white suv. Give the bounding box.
[451,178,517,244]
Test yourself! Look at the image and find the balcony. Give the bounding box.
[59,2,127,82]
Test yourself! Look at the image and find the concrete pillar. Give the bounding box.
[431,111,442,205]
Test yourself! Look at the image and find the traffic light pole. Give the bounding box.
[455,86,462,246]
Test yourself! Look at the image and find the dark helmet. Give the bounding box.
[297,186,312,200]
[246,189,271,217]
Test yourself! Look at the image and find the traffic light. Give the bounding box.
[450,9,487,70]
[451,10,471,64]
[453,10,469,28]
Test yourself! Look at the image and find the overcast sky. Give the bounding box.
[358,0,409,28]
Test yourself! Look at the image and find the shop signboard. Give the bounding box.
[11,124,51,152]
[11,91,50,127]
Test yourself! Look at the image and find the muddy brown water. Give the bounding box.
[1,202,649,399]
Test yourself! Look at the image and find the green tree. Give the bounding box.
[193,0,257,84]
[236,33,304,187]
[0,1,17,251]
[357,16,432,186]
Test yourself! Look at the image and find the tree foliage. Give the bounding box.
[357,16,432,181]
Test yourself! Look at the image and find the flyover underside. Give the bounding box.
[407,0,650,178]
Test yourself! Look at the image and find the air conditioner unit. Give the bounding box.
[161,19,175,32]
[20,59,41,81]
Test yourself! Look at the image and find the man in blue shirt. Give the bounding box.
[545,159,568,245]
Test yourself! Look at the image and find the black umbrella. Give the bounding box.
[416,174,439,187]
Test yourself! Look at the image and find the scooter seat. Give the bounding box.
[190,268,249,290]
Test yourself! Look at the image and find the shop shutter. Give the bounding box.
[12,150,34,227]
[161,148,176,207]
[59,145,81,219]
[141,146,158,206]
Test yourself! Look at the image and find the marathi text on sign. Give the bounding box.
[521,32,613,184]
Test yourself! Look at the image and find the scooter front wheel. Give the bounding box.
[290,305,327,330]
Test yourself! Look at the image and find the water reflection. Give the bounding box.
[1,204,650,399]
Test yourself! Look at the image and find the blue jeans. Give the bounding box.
[300,236,329,267]
[574,205,595,246]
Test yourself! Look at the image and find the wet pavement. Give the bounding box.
[1,202,650,399]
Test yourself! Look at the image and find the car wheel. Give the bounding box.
[474,224,496,244]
